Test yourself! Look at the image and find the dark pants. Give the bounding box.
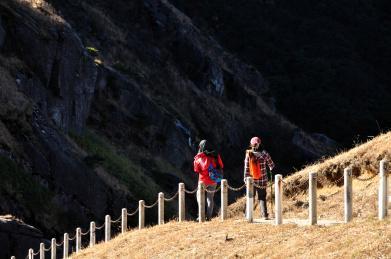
[255,187,268,218]
[197,184,216,219]
[206,185,216,219]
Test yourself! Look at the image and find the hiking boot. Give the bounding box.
[259,200,268,219]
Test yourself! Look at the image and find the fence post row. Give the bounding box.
[309,172,317,225]
[39,243,44,259]
[105,215,111,242]
[90,221,96,247]
[158,192,165,225]
[76,227,81,253]
[50,238,56,259]
[198,182,206,222]
[275,174,283,225]
[221,179,228,221]
[179,183,185,222]
[63,233,69,259]
[344,167,353,223]
[379,159,388,220]
[121,208,128,233]
[19,157,390,259]
[139,200,145,229]
[246,177,254,223]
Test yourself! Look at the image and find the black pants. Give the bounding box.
[255,187,268,218]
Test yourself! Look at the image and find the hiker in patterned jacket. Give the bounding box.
[194,140,224,220]
[244,136,275,219]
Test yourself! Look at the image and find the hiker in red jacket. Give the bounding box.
[244,136,275,219]
[194,140,224,220]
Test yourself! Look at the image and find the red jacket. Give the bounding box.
[194,153,224,185]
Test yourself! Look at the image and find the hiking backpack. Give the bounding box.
[208,158,223,183]
[247,150,261,180]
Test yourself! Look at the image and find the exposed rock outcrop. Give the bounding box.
[0,216,46,259]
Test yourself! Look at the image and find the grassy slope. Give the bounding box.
[72,132,391,258]
[73,218,390,258]
[283,131,391,196]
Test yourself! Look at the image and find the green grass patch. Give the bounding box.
[70,130,158,200]
[86,46,99,56]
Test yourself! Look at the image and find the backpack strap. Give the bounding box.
[246,149,254,159]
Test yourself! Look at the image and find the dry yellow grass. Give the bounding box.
[283,132,391,196]
[73,218,390,258]
[72,132,391,258]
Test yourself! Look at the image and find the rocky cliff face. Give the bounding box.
[0,0,337,256]
[0,216,47,259]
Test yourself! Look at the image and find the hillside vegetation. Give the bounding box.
[72,132,391,258]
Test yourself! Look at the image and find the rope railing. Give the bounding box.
[68,234,76,241]
[95,222,105,230]
[281,170,377,190]
[17,159,388,259]
[164,191,179,201]
[56,240,64,247]
[144,199,159,209]
[227,183,246,191]
[81,229,90,236]
[110,215,122,224]
[254,183,269,190]
[204,185,221,193]
[353,174,378,181]
[184,187,198,194]
[127,207,139,217]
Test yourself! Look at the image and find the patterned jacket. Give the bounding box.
[244,150,275,186]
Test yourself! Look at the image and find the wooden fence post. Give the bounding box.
[275,174,283,225]
[344,167,353,222]
[76,227,81,253]
[39,243,44,259]
[158,192,165,225]
[246,177,254,223]
[90,221,96,247]
[198,182,205,222]
[179,183,185,222]
[105,215,111,242]
[50,238,56,259]
[221,179,228,221]
[379,159,388,220]
[121,208,127,233]
[63,233,69,259]
[139,200,145,229]
[309,172,317,225]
